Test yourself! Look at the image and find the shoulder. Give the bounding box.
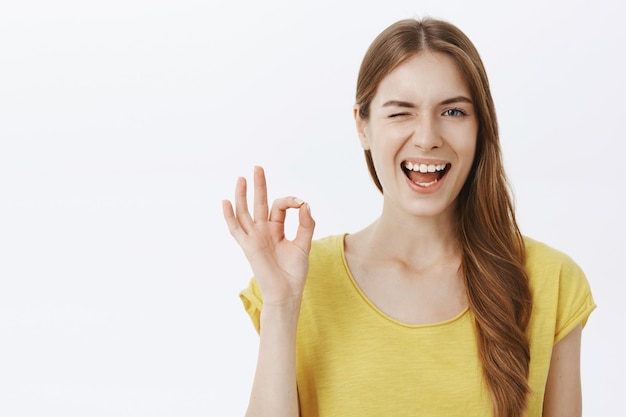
[524,236,578,268]
[523,236,588,283]
[304,234,351,294]
[308,234,346,264]
[523,236,596,341]
[311,234,345,251]
[523,235,588,287]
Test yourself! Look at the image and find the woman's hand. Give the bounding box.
[222,166,316,306]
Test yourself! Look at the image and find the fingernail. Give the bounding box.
[294,197,304,205]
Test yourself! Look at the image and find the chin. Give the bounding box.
[400,198,456,220]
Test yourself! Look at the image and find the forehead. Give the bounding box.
[373,52,472,105]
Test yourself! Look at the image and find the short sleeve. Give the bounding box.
[554,258,596,344]
[239,277,263,334]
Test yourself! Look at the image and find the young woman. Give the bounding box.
[222,18,595,417]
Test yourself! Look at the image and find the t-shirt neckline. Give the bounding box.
[336,233,470,329]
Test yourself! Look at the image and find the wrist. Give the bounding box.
[260,297,302,325]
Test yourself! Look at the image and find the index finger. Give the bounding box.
[253,165,269,222]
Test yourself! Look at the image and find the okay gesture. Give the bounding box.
[222,166,316,306]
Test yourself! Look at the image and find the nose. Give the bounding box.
[410,116,443,150]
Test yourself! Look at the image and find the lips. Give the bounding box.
[401,161,450,187]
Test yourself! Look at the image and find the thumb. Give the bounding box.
[293,202,315,253]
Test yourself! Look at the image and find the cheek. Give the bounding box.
[446,125,478,157]
[456,137,478,180]
[463,139,478,160]
[467,131,479,160]
[368,124,413,152]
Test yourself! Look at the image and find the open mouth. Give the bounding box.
[402,161,450,187]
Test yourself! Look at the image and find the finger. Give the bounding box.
[234,176,254,232]
[293,202,316,253]
[222,199,247,241]
[253,166,269,222]
[269,196,305,224]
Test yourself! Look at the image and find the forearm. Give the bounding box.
[246,300,301,417]
[542,325,583,417]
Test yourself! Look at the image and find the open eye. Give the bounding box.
[443,108,467,117]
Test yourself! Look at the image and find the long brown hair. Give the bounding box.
[355,19,533,417]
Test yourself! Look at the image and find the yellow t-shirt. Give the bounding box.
[240,234,595,416]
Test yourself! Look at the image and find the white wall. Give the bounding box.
[1,0,623,415]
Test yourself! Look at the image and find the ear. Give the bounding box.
[353,105,370,150]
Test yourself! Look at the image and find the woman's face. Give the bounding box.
[355,52,478,221]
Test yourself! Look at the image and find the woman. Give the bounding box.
[222,18,595,417]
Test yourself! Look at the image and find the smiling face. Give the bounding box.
[355,52,478,221]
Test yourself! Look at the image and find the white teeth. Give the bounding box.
[403,162,447,172]
[417,179,438,187]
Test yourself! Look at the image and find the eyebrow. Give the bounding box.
[440,96,473,105]
[382,96,473,108]
[382,100,416,108]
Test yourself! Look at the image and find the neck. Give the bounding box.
[353,200,461,270]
